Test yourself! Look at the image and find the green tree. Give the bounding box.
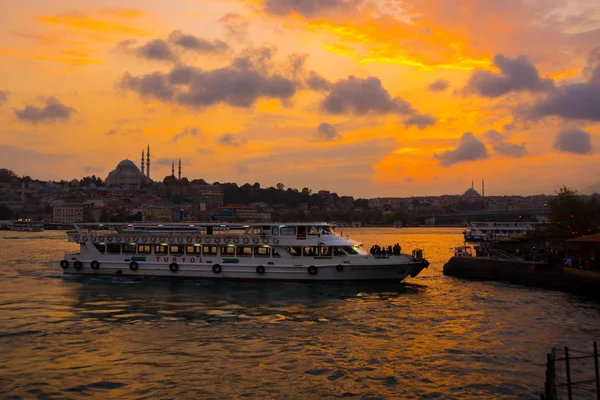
[548,187,600,239]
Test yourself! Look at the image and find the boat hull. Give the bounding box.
[59,260,430,282]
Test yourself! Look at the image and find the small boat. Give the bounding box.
[59,222,430,282]
[463,221,538,242]
[454,246,473,257]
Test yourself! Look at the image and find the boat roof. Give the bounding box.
[74,222,335,228]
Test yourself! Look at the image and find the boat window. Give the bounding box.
[170,245,185,255]
[332,247,345,257]
[203,245,217,255]
[320,247,331,257]
[303,247,319,256]
[343,246,359,255]
[138,245,152,254]
[236,247,252,257]
[254,247,270,257]
[221,246,235,256]
[286,246,302,256]
[272,248,281,258]
[280,227,295,236]
[186,246,201,255]
[93,243,106,253]
[123,244,136,254]
[154,245,168,254]
[307,227,319,236]
[321,227,333,235]
[271,227,279,235]
[107,244,120,254]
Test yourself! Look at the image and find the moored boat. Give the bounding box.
[463,221,539,242]
[59,222,429,282]
[9,220,45,232]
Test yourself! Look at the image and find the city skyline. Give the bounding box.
[1,0,599,198]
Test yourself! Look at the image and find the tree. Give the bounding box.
[548,187,600,239]
[276,182,285,191]
[0,204,13,219]
[0,168,17,183]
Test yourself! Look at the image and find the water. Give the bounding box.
[1,228,599,399]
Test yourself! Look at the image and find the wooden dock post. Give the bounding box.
[594,342,599,400]
[565,346,573,400]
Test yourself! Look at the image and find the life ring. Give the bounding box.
[74,261,83,270]
[177,237,183,243]
[273,239,280,244]
[107,237,113,242]
[98,236,105,242]
[168,238,174,243]
[129,261,139,271]
[169,263,179,272]
[133,237,139,243]
[158,237,165,243]
[123,237,129,242]
[91,260,100,270]
[151,237,157,243]
[60,260,69,269]
[256,265,265,275]
[205,238,211,244]
[212,264,222,274]
[196,237,201,243]
[262,238,269,244]
[336,265,344,272]
[307,265,318,275]
[253,238,259,244]
[187,237,193,243]
[233,238,240,244]
[243,238,249,244]
[73,234,79,242]
[224,238,230,244]
[116,237,121,243]
[214,238,221,244]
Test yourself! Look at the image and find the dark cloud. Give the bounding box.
[104,127,143,136]
[263,0,361,18]
[136,39,177,61]
[427,79,450,92]
[168,31,229,53]
[527,83,600,121]
[121,52,298,109]
[218,133,247,148]
[171,127,200,143]
[484,129,504,143]
[465,54,554,98]
[105,129,118,136]
[434,132,489,166]
[0,90,10,105]
[197,147,216,155]
[493,142,528,157]
[14,97,75,124]
[404,114,437,129]
[321,76,414,115]
[306,71,331,91]
[218,13,248,42]
[314,122,341,141]
[553,129,592,154]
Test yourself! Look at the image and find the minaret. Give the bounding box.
[482,179,485,209]
[471,180,474,190]
[141,149,145,176]
[146,145,150,180]
[171,162,175,177]
[178,158,181,181]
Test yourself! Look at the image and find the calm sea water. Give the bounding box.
[1,228,599,399]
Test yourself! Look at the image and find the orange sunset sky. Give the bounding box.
[0,0,599,198]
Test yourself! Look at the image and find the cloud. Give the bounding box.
[314,122,341,141]
[218,13,248,42]
[465,54,554,97]
[553,129,592,154]
[168,30,229,53]
[493,142,528,157]
[584,46,600,84]
[171,127,200,143]
[404,114,437,129]
[0,90,10,105]
[427,79,450,92]
[136,39,177,61]
[484,129,505,144]
[527,83,600,121]
[104,127,143,136]
[306,71,331,91]
[262,0,361,18]
[197,147,216,155]
[218,133,247,148]
[120,50,299,109]
[434,132,489,166]
[14,97,75,124]
[82,165,104,173]
[321,76,414,115]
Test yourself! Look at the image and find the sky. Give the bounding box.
[0,0,599,198]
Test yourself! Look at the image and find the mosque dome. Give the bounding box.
[105,159,148,187]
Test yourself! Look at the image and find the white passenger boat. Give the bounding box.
[60,222,429,282]
[463,221,538,242]
[9,220,44,232]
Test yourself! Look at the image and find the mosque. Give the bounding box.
[104,145,152,188]
[104,146,184,187]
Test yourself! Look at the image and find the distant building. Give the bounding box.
[142,205,172,222]
[105,160,149,188]
[53,202,90,224]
